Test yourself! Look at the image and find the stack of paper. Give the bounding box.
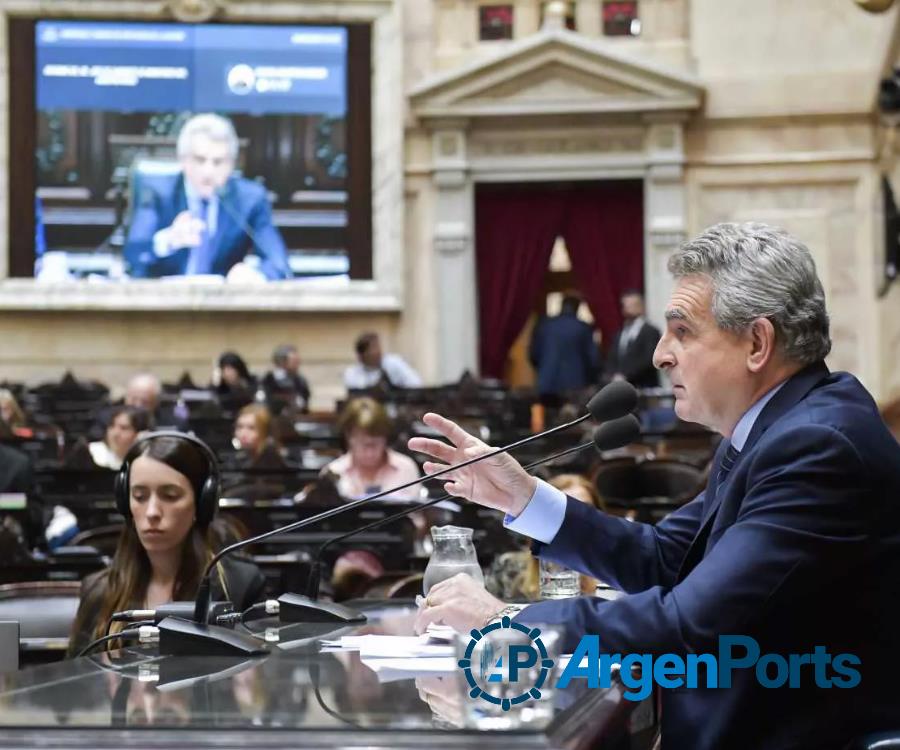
[318,633,606,683]
[319,634,457,682]
[320,634,454,658]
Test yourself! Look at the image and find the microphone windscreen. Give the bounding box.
[591,414,641,452]
[585,381,638,422]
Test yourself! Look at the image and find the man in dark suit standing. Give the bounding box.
[124,114,291,281]
[529,293,600,405]
[411,223,900,749]
[605,290,661,388]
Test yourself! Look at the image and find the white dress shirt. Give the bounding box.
[343,353,423,390]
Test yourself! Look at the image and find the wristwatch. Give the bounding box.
[484,603,528,627]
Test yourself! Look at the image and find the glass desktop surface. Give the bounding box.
[0,601,643,749]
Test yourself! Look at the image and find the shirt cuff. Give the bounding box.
[153,228,175,257]
[503,479,567,544]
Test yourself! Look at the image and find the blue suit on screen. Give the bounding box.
[516,362,900,749]
[123,173,291,280]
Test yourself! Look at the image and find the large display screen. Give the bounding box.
[33,21,352,281]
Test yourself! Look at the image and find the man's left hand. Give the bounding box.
[414,573,507,634]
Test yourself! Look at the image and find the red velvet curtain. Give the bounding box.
[562,181,645,348]
[475,181,644,378]
[475,187,566,378]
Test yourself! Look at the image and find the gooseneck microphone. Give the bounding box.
[301,413,643,601]
[169,382,637,654]
[192,381,637,624]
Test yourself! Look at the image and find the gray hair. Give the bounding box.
[176,113,239,161]
[668,222,831,366]
[272,344,297,367]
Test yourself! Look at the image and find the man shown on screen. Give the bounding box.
[123,114,291,280]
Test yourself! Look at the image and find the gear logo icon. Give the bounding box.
[457,616,554,710]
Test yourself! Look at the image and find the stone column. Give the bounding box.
[643,118,688,329]
[430,124,479,381]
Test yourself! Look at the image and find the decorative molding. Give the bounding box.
[0,279,402,312]
[410,28,703,123]
[648,230,686,251]
[854,0,896,12]
[469,131,644,157]
[165,0,222,22]
[434,222,470,256]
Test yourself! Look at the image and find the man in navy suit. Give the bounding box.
[411,223,900,749]
[123,113,291,280]
[529,293,600,405]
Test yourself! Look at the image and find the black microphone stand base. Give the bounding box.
[278,593,367,624]
[157,617,270,657]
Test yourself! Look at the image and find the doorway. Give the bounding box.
[474,180,644,385]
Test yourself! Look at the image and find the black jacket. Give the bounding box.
[68,555,266,656]
[261,370,311,414]
[604,320,661,389]
[0,444,32,493]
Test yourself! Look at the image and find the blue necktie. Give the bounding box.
[187,198,213,275]
[717,441,739,488]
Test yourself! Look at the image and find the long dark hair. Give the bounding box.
[72,436,223,648]
[218,351,253,384]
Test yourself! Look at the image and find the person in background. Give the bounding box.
[325,397,421,500]
[125,372,162,414]
[261,344,311,414]
[0,439,31,494]
[529,293,600,407]
[0,389,30,437]
[330,549,385,601]
[91,372,175,442]
[233,403,273,460]
[604,290,661,389]
[213,351,257,407]
[89,405,152,471]
[485,473,605,601]
[881,396,900,444]
[123,113,290,281]
[344,332,422,392]
[68,434,266,656]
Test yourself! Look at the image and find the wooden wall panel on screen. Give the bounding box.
[8,17,37,279]
[347,23,373,281]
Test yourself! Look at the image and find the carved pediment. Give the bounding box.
[411,29,703,120]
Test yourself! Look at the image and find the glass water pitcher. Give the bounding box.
[422,525,484,595]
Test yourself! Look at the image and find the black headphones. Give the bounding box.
[114,431,220,528]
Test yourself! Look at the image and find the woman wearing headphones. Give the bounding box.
[68,433,266,656]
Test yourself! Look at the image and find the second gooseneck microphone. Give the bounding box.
[301,413,643,602]
[189,381,638,638]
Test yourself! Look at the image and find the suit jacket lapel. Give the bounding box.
[674,361,832,584]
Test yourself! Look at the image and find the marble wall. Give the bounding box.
[1,0,899,406]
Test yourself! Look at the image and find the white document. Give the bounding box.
[319,634,454,658]
[360,656,459,682]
